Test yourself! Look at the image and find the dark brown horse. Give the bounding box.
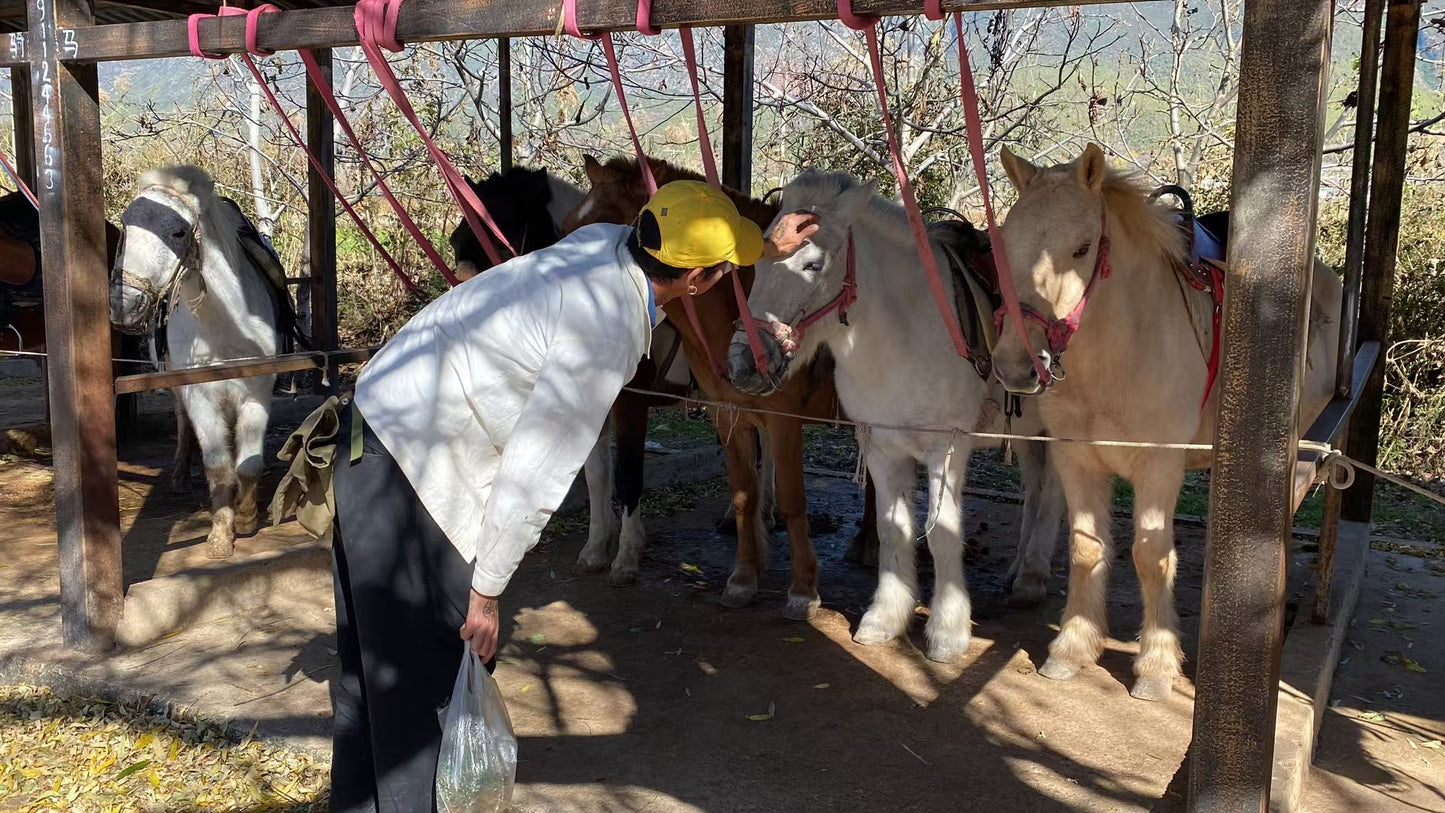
[564,155,879,620]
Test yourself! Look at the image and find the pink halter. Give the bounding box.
[742,233,857,361]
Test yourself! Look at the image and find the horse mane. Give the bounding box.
[595,155,780,227]
[775,169,917,248]
[1100,166,1187,269]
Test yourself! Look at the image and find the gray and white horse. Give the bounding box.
[728,170,1066,663]
[111,166,288,559]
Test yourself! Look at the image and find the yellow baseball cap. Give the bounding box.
[639,180,765,269]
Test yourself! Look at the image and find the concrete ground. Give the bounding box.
[0,366,1441,811]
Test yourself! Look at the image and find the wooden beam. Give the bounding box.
[1343,0,1421,524]
[1188,0,1334,803]
[0,0,1146,67]
[10,66,35,187]
[305,47,339,393]
[115,347,380,395]
[30,0,122,651]
[722,25,754,193]
[498,37,512,172]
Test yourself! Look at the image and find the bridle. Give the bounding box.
[993,204,1112,385]
[113,185,204,332]
[734,231,857,377]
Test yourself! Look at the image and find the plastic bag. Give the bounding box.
[436,646,517,813]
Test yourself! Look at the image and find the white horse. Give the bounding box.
[111,166,286,559]
[992,144,1342,700]
[727,169,1066,662]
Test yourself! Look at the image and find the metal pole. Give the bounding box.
[29,0,122,650]
[306,47,339,393]
[498,37,513,172]
[722,25,754,193]
[1343,0,1422,524]
[1188,0,1333,803]
[1336,0,1386,398]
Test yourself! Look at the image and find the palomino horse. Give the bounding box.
[566,155,880,621]
[1,191,146,437]
[726,170,1066,663]
[447,166,700,591]
[992,144,1342,699]
[111,166,296,559]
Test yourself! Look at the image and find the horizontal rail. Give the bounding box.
[113,346,379,394]
[1291,339,1381,512]
[0,0,1149,68]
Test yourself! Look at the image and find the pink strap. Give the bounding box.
[0,151,36,208]
[840,4,970,359]
[187,13,227,59]
[732,269,769,377]
[678,28,719,188]
[924,0,946,20]
[561,0,603,40]
[596,36,659,196]
[636,0,660,35]
[215,4,277,56]
[204,7,423,293]
[354,0,514,268]
[948,11,1048,383]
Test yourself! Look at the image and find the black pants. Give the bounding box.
[330,405,494,813]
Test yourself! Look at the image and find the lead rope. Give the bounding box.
[187,6,424,293]
[837,1,971,361]
[924,1,1050,385]
[565,0,726,377]
[0,150,35,208]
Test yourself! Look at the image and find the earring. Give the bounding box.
[687,284,698,295]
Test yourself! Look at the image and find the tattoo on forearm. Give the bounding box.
[482,602,497,619]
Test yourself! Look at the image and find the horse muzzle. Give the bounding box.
[726,325,790,397]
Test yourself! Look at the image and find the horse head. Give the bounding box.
[727,170,875,397]
[449,166,567,280]
[111,166,211,335]
[563,154,664,234]
[992,143,1112,395]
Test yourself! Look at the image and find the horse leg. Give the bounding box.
[231,394,270,537]
[757,428,782,530]
[1128,456,1187,701]
[171,391,196,492]
[575,418,620,573]
[921,443,973,663]
[185,391,238,559]
[854,448,917,647]
[1006,440,1065,607]
[845,473,881,568]
[718,412,767,609]
[1040,454,1114,681]
[607,399,649,586]
[768,416,819,620]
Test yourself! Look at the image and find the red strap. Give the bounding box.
[947,11,1049,383]
[839,2,970,359]
[199,6,423,293]
[732,268,769,377]
[1201,262,1225,410]
[636,0,660,35]
[354,0,514,269]
[561,0,603,40]
[923,0,946,20]
[678,28,719,188]
[187,13,227,59]
[0,151,36,208]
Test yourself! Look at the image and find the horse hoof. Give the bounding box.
[781,593,821,621]
[574,553,609,574]
[852,616,897,647]
[1038,658,1082,681]
[926,639,971,664]
[234,514,258,537]
[1007,578,1048,608]
[719,583,756,609]
[204,532,234,560]
[1130,676,1175,702]
[715,515,738,536]
[606,566,639,587]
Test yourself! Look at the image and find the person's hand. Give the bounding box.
[460,589,500,661]
[764,211,820,258]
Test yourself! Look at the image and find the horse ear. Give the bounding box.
[999,146,1038,193]
[1077,143,1107,193]
[582,154,614,185]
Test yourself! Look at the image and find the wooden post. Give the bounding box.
[721,25,753,193]
[1343,0,1421,524]
[1188,0,1333,803]
[10,66,36,187]
[498,37,512,171]
[29,0,122,650]
[306,47,339,393]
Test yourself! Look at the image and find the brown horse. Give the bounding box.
[1,191,143,438]
[565,155,879,620]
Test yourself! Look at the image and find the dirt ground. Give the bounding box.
[0,365,1442,811]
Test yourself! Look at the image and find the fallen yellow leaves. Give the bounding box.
[0,683,328,811]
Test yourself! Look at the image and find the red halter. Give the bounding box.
[745,233,857,360]
[994,206,1112,382]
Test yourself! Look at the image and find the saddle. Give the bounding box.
[928,217,998,379]
[1150,185,1228,289]
[218,196,310,354]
